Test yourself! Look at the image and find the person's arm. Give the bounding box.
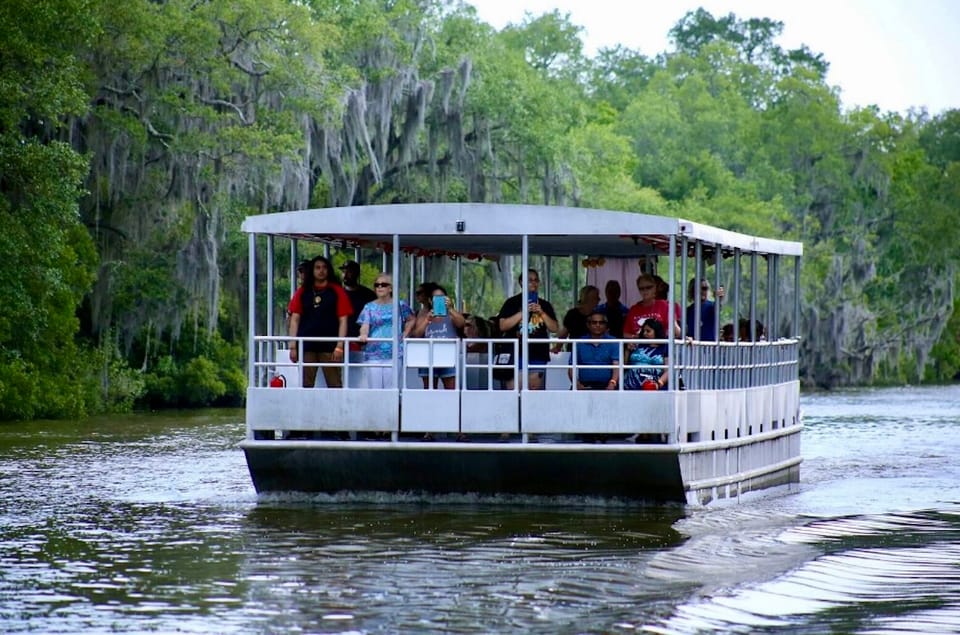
[402,313,416,338]
[288,313,301,363]
[536,302,559,333]
[332,315,348,359]
[447,298,465,329]
[499,311,522,333]
[657,354,669,388]
[358,322,370,344]
[607,348,620,390]
[412,308,431,337]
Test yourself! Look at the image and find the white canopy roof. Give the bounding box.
[241,203,802,258]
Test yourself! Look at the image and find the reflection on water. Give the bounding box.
[1,387,959,633]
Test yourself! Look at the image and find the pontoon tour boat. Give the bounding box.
[240,203,802,505]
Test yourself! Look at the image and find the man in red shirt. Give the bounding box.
[287,256,352,388]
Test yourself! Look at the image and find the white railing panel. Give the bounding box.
[400,390,461,433]
[520,391,674,435]
[406,339,458,368]
[246,387,398,431]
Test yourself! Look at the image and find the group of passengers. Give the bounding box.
[287,254,739,392]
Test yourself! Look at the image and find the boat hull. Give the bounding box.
[241,428,802,504]
[242,441,687,502]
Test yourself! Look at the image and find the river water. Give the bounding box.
[1,386,958,634]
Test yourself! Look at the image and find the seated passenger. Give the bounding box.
[738,318,766,342]
[596,280,628,338]
[624,318,669,390]
[462,313,493,353]
[556,285,600,345]
[720,322,734,342]
[568,310,620,390]
[625,273,681,339]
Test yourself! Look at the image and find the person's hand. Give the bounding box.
[289,346,298,363]
[716,285,725,301]
[358,334,368,344]
[528,301,541,314]
[332,347,344,361]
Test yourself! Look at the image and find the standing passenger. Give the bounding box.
[413,284,465,390]
[685,278,723,341]
[596,280,628,338]
[496,269,559,390]
[287,256,352,388]
[339,260,376,386]
[357,273,415,389]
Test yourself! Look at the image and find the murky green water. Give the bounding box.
[1,386,958,633]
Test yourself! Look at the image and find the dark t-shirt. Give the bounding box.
[345,285,376,337]
[497,293,557,363]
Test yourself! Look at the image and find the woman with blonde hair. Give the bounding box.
[356,273,415,389]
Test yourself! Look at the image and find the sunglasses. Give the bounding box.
[637,285,655,291]
[374,282,391,288]
[588,319,607,325]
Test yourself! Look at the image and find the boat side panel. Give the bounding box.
[243,445,687,502]
[461,391,520,434]
[401,390,461,433]
[679,427,802,504]
[519,391,674,435]
[246,387,398,433]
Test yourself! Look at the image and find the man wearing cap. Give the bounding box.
[339,260,376,386]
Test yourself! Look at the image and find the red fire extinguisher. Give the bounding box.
[269,374,286,388]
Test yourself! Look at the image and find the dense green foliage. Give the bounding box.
[2,0,958,419]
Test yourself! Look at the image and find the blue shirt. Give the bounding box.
[686,300,717,341]
[574,334,620,384]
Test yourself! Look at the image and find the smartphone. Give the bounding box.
[432,295,447,317]
[528,291,538,305]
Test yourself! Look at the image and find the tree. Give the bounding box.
[0,0,101,419]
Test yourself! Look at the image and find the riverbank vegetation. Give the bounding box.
[2,0,958,419]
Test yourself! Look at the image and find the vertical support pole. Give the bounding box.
[408,254,416,307]
[247,233,256,389]
[794,255,801,339]
[456,256,463,311]
[392,234,401,443]
[732,248,741,389]
[750,251,759,387]
[521,234,529,442]
[266,236,275,343]
[544,255,553,305]
[289,240,297,297]
[714,246,722,390]
[667,235,676,409]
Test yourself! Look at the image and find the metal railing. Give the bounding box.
[254,335,799,391]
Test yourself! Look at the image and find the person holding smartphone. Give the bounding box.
[496,268,559,390]
[412,283,464,390]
